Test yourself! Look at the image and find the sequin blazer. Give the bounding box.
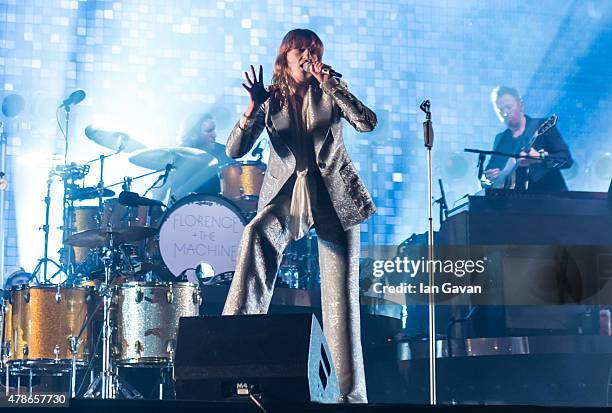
[226,77,377,231]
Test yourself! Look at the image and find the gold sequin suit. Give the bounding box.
[222,77,377,403]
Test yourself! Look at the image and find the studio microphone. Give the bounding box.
[60,90,86,108]
[301,61,343,78]
[161,163,174,186]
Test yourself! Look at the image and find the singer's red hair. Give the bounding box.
[270,29,323,109]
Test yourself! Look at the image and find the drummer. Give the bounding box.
[152,113,231,204]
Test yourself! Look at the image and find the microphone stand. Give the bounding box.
[420,100,437,405]
[60,103,74,279]
[142,163,173,198]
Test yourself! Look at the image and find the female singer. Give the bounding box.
[222,28,377,403]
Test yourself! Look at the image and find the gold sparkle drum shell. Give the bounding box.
[219,161,266,211]
[69,206,100,264]
[8,285,92,371]
[113,282,201,366]
[1,297,11,363]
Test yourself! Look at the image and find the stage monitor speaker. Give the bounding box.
[174,313,340,403]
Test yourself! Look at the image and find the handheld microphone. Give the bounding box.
[420,100,433,147]
[60,90,86,108]
[301,61,343,78]
[419,100,431,119]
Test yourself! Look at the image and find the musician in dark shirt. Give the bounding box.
[152,113,231,204]
[484,86,573,191]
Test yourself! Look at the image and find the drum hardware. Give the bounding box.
[7,122,171,396]
[82,238,142,399]
[32,168,60,283]
[102,166,172,200]
[63,151,129,278]
[58,92,87,277]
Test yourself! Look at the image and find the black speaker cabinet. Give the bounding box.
[174,313,340,403]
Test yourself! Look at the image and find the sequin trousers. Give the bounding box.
[222,194,368,403]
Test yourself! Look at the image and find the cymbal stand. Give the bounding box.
[42,169,54,282]
[29,167,64,283]
[69,291,103,398]
[96,154,108,223]
[83,232,142,399]
[102,167,167,194]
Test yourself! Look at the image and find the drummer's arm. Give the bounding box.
[226,100,267,159]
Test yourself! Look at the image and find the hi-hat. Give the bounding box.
[128,147,210,170]
[84,125,146,153]
[64,226,158,247]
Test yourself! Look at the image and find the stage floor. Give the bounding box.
[2,398,611,413]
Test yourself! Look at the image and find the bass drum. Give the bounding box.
[158,194,247,283]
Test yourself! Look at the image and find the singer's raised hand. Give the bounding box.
[242,65,270,115]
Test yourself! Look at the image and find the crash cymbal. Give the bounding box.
[69,186,116,201]
[128,146,209,170]
[84,125,146,153]
[64,226,158,247]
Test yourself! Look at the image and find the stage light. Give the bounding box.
[16,152,61,168]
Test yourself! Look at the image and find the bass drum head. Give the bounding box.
[158,194,246,284]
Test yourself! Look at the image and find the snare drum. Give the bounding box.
[219,161,266,212]
[113,282,200,366]
[7,285,92,371]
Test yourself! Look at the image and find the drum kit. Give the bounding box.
[0,123,274,399]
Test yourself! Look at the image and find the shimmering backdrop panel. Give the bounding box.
[1,0,611,277]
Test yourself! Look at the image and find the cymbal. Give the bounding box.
[128,147,209,170]
[69,186,115,201]
[84,125,146,153]
[64,226,158,247]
